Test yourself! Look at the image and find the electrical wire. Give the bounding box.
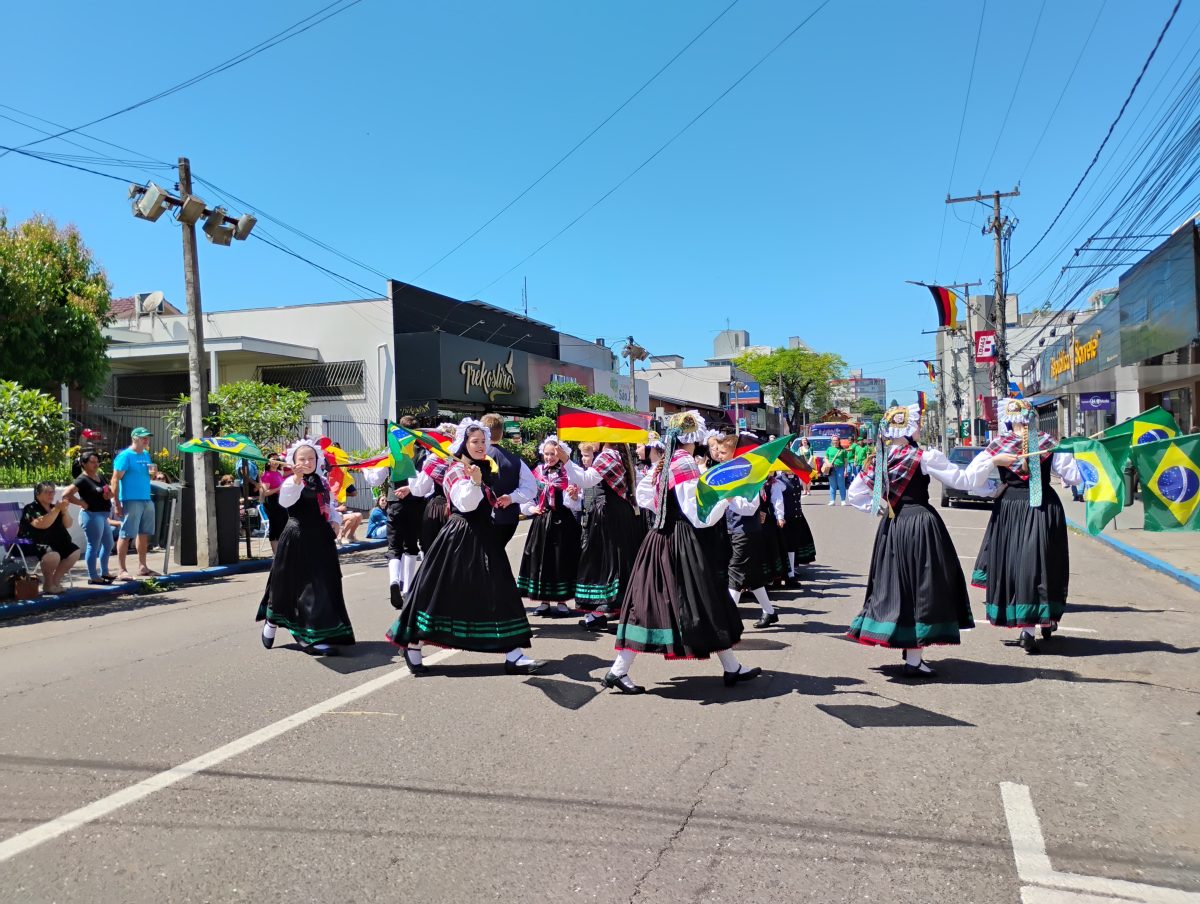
[0,142,141,184]
[978,0,1046,186]
[470,0,834,297]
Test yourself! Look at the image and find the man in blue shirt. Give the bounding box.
[110,427,159,580]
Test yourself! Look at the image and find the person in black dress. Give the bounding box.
[518,435,582,617]
[710,433,777,628]
[387,419,542,676]
[603,412,761,694]
[770,470,816,583]
[14,482,82,594]
[257,440,355,656]
[844,405,983,678]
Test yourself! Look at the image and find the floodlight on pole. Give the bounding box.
[133,182,172,221]
[203,207,234,246]
[233,213,257,240]
[177,194,206,225]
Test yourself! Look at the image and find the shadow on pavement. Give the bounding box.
[911,657,1188,688]
[1034,636,1200,658]
[1066,602,1171,615]
[651,669,865,705]
[0,579,237,626]
[816,701,974,729]
[316,640,400,675]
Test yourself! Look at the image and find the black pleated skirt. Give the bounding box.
[517,508,582,602]
[758,515,788,585]
[780,508,817,565]
[979,487,1069,627]
[846,500,973,648]
[257,519,355,646]
[420,494,449,553]
[574,494,640,611]
[727,529,764,590]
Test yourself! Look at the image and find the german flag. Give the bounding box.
[921,360,937,384]
[925,285,959,329]
[917,391,927,413]
[557,405,649,444]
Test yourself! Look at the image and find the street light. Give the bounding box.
[459,319,486,337]
[506,332,532,348]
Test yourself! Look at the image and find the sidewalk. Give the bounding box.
[1053,483,1200,592]
[0,537,387,621]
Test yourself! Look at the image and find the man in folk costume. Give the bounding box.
[602,411,761,695]
[710,433,778,628]
[967,398,1082,654]
[518,435,583,617]
[844,404,986,678]
[481,413,537,550]
[362,415,428,610]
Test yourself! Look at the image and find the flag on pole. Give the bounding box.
[735,435,810,483]
[1056,436,1126,535]
[557,405,649,443]
[923,285,959,329]
[1129,433,1200,532]
[392,422,452,459]
[178,433,266,463]
[917,391,927,413]
[386,422,417,481]
[921,360,936,384]
[1101,406,1180,447]
[697,434,792,522]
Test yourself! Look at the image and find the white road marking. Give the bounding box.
[0,648,458,865]
[342,571,367,579]
[1053,626,1098,634]
[1001,781,1200,903]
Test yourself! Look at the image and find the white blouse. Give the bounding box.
[634,470,729,529]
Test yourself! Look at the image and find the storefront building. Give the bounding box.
[1026,221,1200,436]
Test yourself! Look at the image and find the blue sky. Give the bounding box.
[3,0,1197,402]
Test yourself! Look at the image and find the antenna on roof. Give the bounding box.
[522,277,528,317]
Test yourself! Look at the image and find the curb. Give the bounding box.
[1064,515,1200,593]
[0,539,387,622]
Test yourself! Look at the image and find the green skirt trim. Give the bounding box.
[971,569,988,586]
[846,615,967,648]
[985,601,1065,627]
[413,610,530,640]
[265,612,355,645]
[515,575,574,599]
[615,623,679,647]
[574,579,620,601]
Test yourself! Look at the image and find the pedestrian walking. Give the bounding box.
[387,418,541,676]
[72,451,115,584]
[110,427,159,580]
[518,435,582,616]
[602,412,761,694]
[825,439,852,506]
[257,439,355,656]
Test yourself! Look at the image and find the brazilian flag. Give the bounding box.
[1102,405,1180,447]
[697,434,793,522]
[178,433,266,463]
[1057,436,1126,535]
[386,421,417,482]
[1130,433,1200,532]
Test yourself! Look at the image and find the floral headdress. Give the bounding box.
[666,410,707,445]
[538,434,572,457]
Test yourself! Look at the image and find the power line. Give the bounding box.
[978,0,1046,186]
[1010,0,1183,273]
[471,0,834,296]
[0,0,365,159]
[0,142,140,184]
[411,0,744,280]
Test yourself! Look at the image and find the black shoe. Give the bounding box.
[1019,632,1040,654]
[532,603,552,617]
[261,627,275,650]
[551,604,572,618]
[1041,623,1057,640]
[785,577,801,588]
[504,658,545,675]
[403,648,429,675]
[579,614,608,631]
[902,662,938,679]
[723,666,763,687]
[600,672,646,694]
[753,612,779,629]
[389,584,404,610]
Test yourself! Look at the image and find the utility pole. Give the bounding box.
[946,187,1019,406]
[178,157,218,566]
[945,279,982,445]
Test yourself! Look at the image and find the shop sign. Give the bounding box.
[1049,330,1102,380]
[1079,392,1114,412]
[460,351,517,401]
[974,330,997,363]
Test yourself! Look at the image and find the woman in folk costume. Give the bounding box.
[968,397,1082,654]
[757,473,790,587]
[408,422,459,553]
[518,435,583,617]
[844,404,980,678]
[770,468,817,583]
[386,419,542,675]
[257,439,355,656]
[602,412,761,695]
[567,440,642,631]
[711,433,778,628]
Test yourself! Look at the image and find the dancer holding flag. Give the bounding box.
[387,418,541,675]
[361,417,428,609]
[968,398,1082,654]
[407,423,459,552]
[710,433,778,628]
[602,412,761,694]
[518,435,583,616]
[845,404,983,677]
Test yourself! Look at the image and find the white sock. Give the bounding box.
[717,649,742,672]
[262,622,276,639]
[610,649,637,677]
[406,644,423,665]
[388,558,402,585]
[787,551,796,574]
[751,587,773,615]
[402,554,419,592]
[507,648,534,666]
[905,649,923,667]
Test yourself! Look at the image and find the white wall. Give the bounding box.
[642,364,727,408]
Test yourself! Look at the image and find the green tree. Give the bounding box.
[852,398,884,423]
[0,380,70,468]
[734,348,847,427]
[0,214,113,397]
[165,381,309,452]
[521,380,632,440]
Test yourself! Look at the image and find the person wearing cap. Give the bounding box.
[110,427,159,581]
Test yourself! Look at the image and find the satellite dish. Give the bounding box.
[140,291,166,314]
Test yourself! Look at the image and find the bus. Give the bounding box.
[807,422,860,443]
[803,422,860,485]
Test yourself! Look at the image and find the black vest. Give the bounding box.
[489,444,523,526]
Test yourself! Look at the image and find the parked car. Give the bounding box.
[941,445,993,508]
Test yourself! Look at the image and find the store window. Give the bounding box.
[1157,386,1194,434]
[258,361,365,400]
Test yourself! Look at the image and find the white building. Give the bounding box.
[829,369,887,410]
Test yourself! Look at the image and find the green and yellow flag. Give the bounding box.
[1129,433,1200,532]
[1102,405,1180,447]
[1057,436,1126,535]
[177,433,266,463]
[386,421,417,482]
[696,434,793,522]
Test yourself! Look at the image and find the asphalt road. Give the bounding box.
[2,486,1197,904]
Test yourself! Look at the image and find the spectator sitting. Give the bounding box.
[336,484,364,545]
[366,495,388,539]
[218,474,235,487]
[15,482,82,594]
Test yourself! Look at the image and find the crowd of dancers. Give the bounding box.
[254,397,1082,688]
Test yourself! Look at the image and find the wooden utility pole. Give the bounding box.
[946,188,1019,405]
[178,157,218,566]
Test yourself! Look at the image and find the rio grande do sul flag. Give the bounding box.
[697,434,792,522]
[1056,436,1125,535]
[1129,433,1200,532]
